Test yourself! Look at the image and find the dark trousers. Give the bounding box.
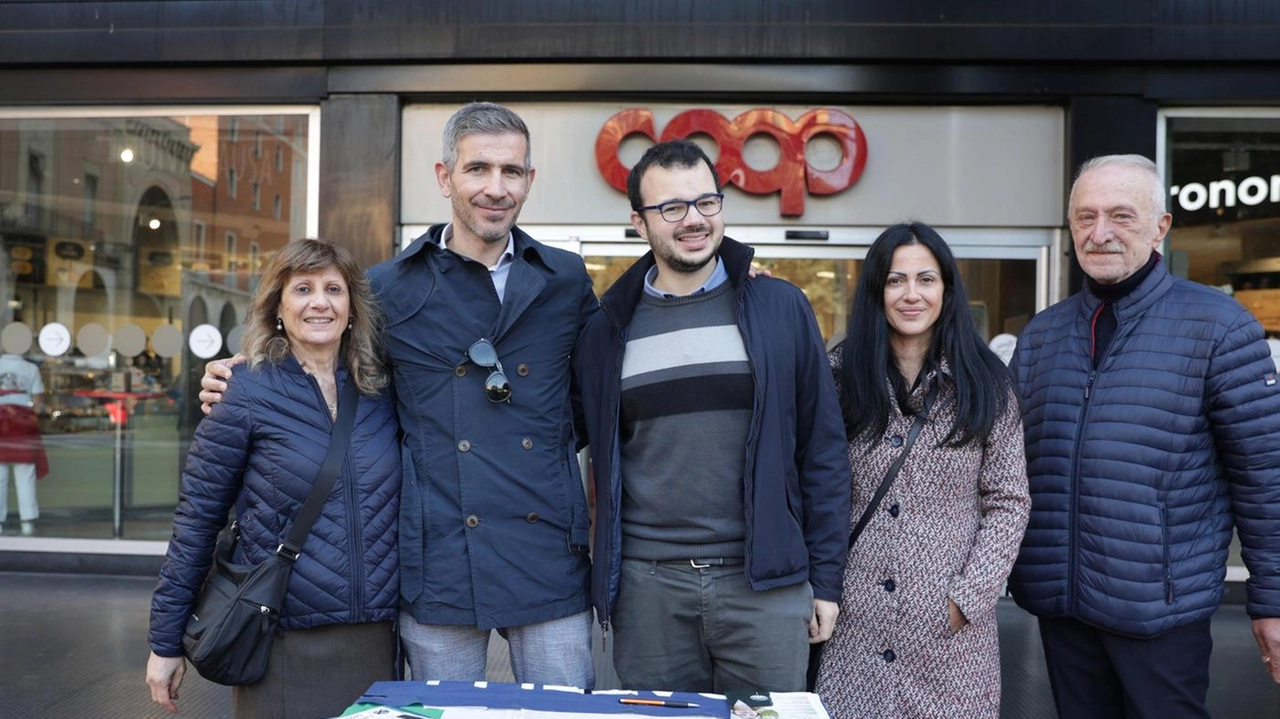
[232,621,396,719]
[1038,616,1212,719]
[611,558,812,694]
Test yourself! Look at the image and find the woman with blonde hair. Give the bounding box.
[146,238,400,718]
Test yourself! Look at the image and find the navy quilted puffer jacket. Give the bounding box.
[149,357,400,657]
[1008,260,1280,637]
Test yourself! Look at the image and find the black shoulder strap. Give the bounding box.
[848,381,940,549]
[277,379,359,560]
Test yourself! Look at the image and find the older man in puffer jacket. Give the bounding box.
[1010,154,1280,719]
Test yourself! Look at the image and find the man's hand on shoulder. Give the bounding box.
[809,598,839,643]
[198,354,246,415]
[1252,617,1280,683]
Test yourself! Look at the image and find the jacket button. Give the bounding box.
[454,365,467,377]
[457,439,471,452]
[890,435,904,448]
[888,504,900,518]
[882,649,896,663]
[883,579,896,592]
[517,363,530,376]
[526,513,539,523]
[521,438,533,450]
[465,515,479,528]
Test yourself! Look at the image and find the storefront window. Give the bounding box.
[1165,114,1280,342]
[582,254,1036,348]
[1163,111,1280,572]
[0,110,313,540]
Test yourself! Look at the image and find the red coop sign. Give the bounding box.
[595,108,868,217]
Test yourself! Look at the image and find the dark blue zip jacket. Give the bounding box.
[149,358,400,657]
[573,237,851,630]
[1009,260,1280,637]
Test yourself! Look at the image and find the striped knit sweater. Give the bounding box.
[618,282,754,561]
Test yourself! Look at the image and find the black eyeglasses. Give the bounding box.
[467,338,511,404]
[637,192,725,223]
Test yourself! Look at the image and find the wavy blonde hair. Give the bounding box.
[239,238,387,395]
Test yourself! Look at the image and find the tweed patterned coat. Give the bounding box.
[816,350,1030,718]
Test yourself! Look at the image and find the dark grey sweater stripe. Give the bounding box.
[619,283,753,561]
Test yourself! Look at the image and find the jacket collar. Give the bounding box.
[599,236,755,329]
[1078,254,1174,323]
[394,223,557,273]
[277,352,349,381]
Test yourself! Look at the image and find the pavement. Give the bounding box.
[0,571,1277,718]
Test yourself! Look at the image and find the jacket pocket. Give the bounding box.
[398,442,425,604]
[1159,502,1174,604]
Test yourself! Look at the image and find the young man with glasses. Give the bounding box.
[573,139,851,693]
[202,103,599,688]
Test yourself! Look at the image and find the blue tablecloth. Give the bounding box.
[357,681,729,717]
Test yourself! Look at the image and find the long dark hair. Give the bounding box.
[838,222,1011,447]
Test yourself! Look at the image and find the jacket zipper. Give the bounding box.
[308,372,365,619]
[1068,304,1108,612]
[601,413,621,653]
[344,443,364,618]
[1071,302,1135,613]
[1068,370,1094,612]
[736,286,761,581]
[600,313,626,651]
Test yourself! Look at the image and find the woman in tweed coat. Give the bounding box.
[815,223,1030,718]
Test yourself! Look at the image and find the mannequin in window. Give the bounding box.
[0,352,47,535]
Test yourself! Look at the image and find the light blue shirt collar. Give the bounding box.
[643,256,729,299]
[436,223,516,303]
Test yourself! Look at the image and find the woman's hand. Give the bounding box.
[146,652,187,713]
[948,598,968,634]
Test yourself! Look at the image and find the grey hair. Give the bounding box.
[441,102,532,171]
[1072,154,1167,214]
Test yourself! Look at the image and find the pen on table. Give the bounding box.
[618,698,700,708]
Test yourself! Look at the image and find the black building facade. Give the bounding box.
[1,2,1277,585]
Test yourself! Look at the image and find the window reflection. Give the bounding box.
[1163,113,1280,573]
[582,254,1036,348]
[0,112,310,539]
[1167,116,1280,340]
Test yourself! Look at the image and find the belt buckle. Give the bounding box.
[689,558,711,569]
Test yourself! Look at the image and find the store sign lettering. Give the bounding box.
[595,108,868,217]
[1170,175,1280,212]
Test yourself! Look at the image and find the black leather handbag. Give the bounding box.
[182,381,357,686]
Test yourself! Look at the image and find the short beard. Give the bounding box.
[663,252,714,275]
[474,228,510,244]
[648,218,716,275]
[459,213,515,245]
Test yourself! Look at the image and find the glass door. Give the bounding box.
[395,226,1052,353]
[581,245,1043,350]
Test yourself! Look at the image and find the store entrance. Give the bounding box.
[577,243,1043,349]
[399,224,1053,350]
